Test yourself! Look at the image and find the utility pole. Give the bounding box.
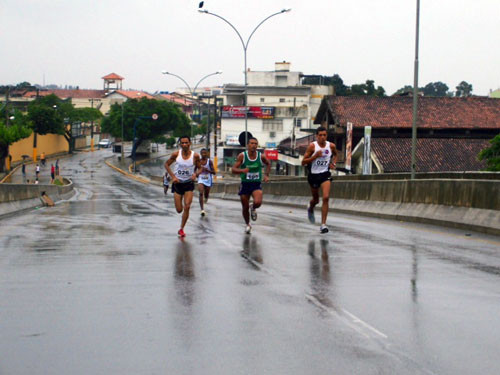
[121,101,125,162]
[205,96,211,150]
[410,0,420,179]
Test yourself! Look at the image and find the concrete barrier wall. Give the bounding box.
[212,179,500,211]
[0,179,75,217]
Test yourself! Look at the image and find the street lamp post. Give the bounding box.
[161,71,222,140]
[411,0,420,180]
[199,7,291,146]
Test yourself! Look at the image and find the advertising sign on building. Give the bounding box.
[222,106,275,119]
[362,126,372,175]
[264,149,279,160]
[225,135,240,146]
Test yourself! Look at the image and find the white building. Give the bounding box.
[220,62,332,173]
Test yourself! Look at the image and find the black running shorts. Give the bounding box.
[238,182,262,196]
[307,171,331,189]
[172,180,195,195]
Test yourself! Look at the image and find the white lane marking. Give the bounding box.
[341,308,388,339]
[218,234,389,341]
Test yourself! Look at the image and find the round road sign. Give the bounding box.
[152,113,158,120]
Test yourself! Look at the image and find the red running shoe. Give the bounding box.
[178,228,186,237]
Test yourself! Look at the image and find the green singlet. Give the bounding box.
[240,151,263,182]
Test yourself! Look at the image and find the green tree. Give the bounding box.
[101,98,190,148]
[422,82,450,97]
[478,134,500,171]
[455,81,473,97]
[393,85,414,96]
[0,109,32,172]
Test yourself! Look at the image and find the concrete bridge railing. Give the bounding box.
[211,178,500,235]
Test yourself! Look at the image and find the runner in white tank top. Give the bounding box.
[301,127,338,234]
[165,135,201,237]
[197,148,215,216]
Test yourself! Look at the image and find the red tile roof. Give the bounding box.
[371,138,490,172]
[325,96,500,129]
[102,73,124,80]
[23,89,106,99]
[114,90,154,99]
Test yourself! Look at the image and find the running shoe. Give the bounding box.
[178,228,186,237]
[245,225,252,234]
[307,206,315,224]
[250,205,257,221]
[320,224,329,234]
[201,210,206,217]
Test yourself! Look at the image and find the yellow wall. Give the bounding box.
[10,133,68,163]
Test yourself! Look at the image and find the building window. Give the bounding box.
[260,98,265,103]
[279,98,285,103]
[263,119,283,132]
[293,118,302,127]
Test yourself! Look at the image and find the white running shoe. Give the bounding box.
[245,225,252,234]
[250,205,257,221]
[320,224,329,234]
[201,210,206,217]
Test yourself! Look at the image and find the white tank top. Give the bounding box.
[310,141,332,174]
[198,158,212,183]
[174,150,195,182]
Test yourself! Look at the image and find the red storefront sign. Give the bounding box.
[264,149,279,160]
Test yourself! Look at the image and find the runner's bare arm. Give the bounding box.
[231,153,249,174]
[301,143,320,166]
[261,154,271,183]
[330,143,338,169]
[209,160,216,174]
[165,152,179,183]
[193,153,201,180]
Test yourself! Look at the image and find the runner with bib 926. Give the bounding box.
[164,135,201,238]
[231,137,271,234]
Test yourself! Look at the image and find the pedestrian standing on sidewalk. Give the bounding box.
[35,163,40,179]
[163,172,170,196]
[164,135,201,238]
[50,164,55,183]
[40,152,46,167]
[22,162,26,176]
[55,159,60,176]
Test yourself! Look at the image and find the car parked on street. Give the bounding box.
[98,139,112,148]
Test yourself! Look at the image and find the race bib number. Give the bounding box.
[315,160,329,167]
[246,172,260,180]
[200,174,210,180]
[177,169,191,177]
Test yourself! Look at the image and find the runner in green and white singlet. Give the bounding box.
[232,137,271,234]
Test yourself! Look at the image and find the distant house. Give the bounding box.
[155,93,196,118]
[310,96,500,173]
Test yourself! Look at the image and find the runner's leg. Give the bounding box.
[181,191,193,229]
[309,187,319,209]
[251,189,263,210]
[174,191,183,213]
[198,183,204,211]
[204,186,210,202]
[319,180,331,225]
[240,194,251,225]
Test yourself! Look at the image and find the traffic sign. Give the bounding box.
[152,113,158,120]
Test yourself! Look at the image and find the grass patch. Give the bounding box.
[53,179,64,186]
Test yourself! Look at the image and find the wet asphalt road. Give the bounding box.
[1,150,500,375]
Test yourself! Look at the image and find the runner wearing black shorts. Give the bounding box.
[164,135,201,237]
[302,126,337,234]
[232,137,271,234]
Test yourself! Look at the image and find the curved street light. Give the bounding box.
[199,8,291,145]
[161,70,222,138]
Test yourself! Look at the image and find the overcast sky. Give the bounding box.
[1,0,499,96]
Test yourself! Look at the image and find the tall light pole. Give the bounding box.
[411,0,420,180]
[199,7,291,146]
[161,70,222,139]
